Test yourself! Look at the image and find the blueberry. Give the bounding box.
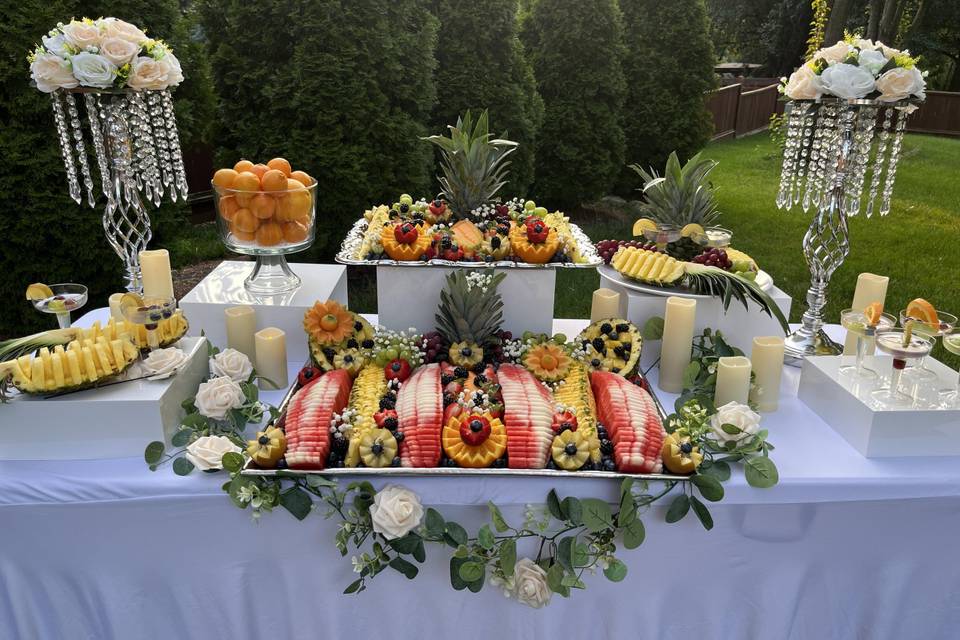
[608,332,619,341]
[473,362,487,374]
[582,462,595,471]
[592,337,605,351]
[596,426,608,439]
[680,442,693,454]
[558,422,574,433]
[600,323,613,335]
[383,416,399,430]
[591,358,601,367]
[335,460,345,468]
[323,348,336,360]
[371,443,383,455]
[392,456,402,467]
[564,443,578,456]
[399,203,410,213]
[362,339,374,349]
[603,459,616,471]
[600,439,614,455]
[469,419,484,432]
[460,347,472,357]
[394,431,404,442]
[276,458,288,469]
[384,391,397,401]
[611,367,621,374]
[354,321,363,332]
[258,435,270,445]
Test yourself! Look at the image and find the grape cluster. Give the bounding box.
[691,248,732,270]
[489,329,512,363]
[421,331,449,363]
[595,239,658,264]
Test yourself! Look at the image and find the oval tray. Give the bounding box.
[598,264,773,297]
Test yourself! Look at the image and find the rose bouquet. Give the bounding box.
[781,37,925,102]
[28,17,184,93]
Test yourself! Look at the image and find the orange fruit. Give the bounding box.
[234,208,259,234]
[267,157,292,177]
[864,302,884,326]
[250,164,269,180]
[261,169,288,192]
[250,193,277,219]
[905,298,939,329]
[278,181,311,221]
[287,178,306,190]
[290,170,314,186]
[219,195,240,221]
[283,221,309,243]
[233,159,255,174]
[212,168,238,190]
[231,224,256,242]
[233,171,261,193]
[256,221,284,246]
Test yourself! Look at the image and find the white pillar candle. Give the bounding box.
[843,273,889,355]
[590,288,621,322]
[139,249,175,300]
[715,356,752,406]
[659,296,697,393]
[749,337,784,412]
[255,327,288,390]
[225,305,257,362]
[108,293,125,321]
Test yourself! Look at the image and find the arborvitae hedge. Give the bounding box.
[0,1,215,338]
[430,0,543,195]
[524,0,626,209]
[199,0,438,259]
[619,0,715,189]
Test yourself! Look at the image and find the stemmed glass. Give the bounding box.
[839,307,896,380]
[642,224,681,251]
[942,332,960,407]
[898,309,957,381]
[120,293,177,351]
[28,283,88,329]
[871,326,935,409]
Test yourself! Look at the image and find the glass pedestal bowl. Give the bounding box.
[120,293,177,351]
[30,283,88,329]
[871,328,935,409]
[897,309,957,383]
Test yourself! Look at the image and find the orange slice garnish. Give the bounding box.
[864,302,884,326]
[905,298,939,330]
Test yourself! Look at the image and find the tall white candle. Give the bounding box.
[749,337,784,412]
[843,273,889,355]
[139,249,175,300]
[590,288,621,322]
[225,305,257,361]
[715,356,752,406]
[255,327,288,390]
[659,296,697,393]
[108,293,124,321]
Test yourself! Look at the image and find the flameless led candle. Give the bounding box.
[108,293,124,321]
[255,327,288,390]
[225,305,257,362]
[590,288,621,322]
[715,356,752,406]
[659,296,696,393]
[139,249,174,300]
[749,337,785,412]
[843,273,889,355]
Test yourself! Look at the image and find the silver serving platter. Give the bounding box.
[335,216,603,269]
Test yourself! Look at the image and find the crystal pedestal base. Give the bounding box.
[244,255,302,295]
[784,328,843,366]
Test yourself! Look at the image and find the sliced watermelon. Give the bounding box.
[397,363,443,467]
[498,364,554,469]
[590,370,665,473]
[284,369,352,469]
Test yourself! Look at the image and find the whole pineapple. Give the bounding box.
[435,270,506,366]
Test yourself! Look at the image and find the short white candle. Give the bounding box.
[749,337,785,412]
[108,293,124,321]
[139,249,175,300]
[715,356,751,406]
[590,288,621,322]
[255,327,288,390]
[843,273,889,355]
[659,296,697,393]
[225,305,257,362]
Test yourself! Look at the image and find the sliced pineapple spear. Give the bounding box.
[2,336,140,394]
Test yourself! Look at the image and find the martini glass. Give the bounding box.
[30,283,88,329]
[898,309,957,381]
[839,308,896,380]
[642,224,681,251]
[690,226,733,249]
[871,328,935,409]
[942,332,960,407]
[121,295,177,351]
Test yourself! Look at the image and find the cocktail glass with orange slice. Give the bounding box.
[941,332,960,407]
[839,303,895,380]
[119,292,176,351]
[26,282,88,329]
[898,298,957,382]
[871,323,935,409]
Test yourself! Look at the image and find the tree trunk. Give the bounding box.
[867,0,883,40]
[824,0,853,46]
[878,0,902,43]
[907,0,926,39]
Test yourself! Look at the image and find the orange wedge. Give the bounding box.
[905,298,938,329]
[864,302,884,326]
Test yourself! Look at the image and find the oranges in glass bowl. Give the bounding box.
[212,158,316,253]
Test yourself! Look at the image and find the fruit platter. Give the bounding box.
[244,270,693,480]
[336,111,601,269]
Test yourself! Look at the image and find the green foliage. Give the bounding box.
[430,0,543,194]
[706,0,813,77]
[619,0,715,190]
[525,0,626,208]
[806,0,831,57]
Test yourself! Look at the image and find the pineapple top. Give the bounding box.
[630,151,720,228]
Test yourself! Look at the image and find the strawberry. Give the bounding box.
[385,358,412,382]
[297,365,321,388]
[441,245,464,261]
[459,414,491,446]
[374,408,398,428]
[552,410,578,433]
[429,199,447,218]
[445,380,463,395]
[394,222,419,245]
[443,401,464,425]
[525,218,549,244]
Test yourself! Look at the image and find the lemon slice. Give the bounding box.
[631,218,657,237]
[25,283,53,301]
[681,223,705,238]
[119,292,144,314]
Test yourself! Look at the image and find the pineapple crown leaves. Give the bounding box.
[435,269,507,347]
[629,151,721,227]
[684,264,790,335]
[423,110,519,216]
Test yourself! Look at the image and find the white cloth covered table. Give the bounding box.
[1,315,959,639]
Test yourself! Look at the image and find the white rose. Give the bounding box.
[99,18,148,45]
[42,33,70,57]
[818,63,875,99]
[709,401,762,443]
[784,65,823,100]
[875,67,925,102]
[61,20,102,51]
[369,485,424,540]
[195,375,246,420]
[185,435,241,471]
[210,348,254,383]
[853,38,876,52]
[857,49,888,76]
[30,53,79,93]
[70,52,117,89]
[126,56,172,90]
[143,347,188,380]
[99,36,140,67]
[511,558,552,609]
[164,51,184,87]
[874,41,901,59]
[817,40,853,64]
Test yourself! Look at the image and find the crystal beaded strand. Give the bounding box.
[879,108,908,216]
[161,90,189,200]
[146,90,176,199]
[65,93,96,207]
[812,103,837,211]
[844,106,878,217]
[801,105,827,212]
[776,103,806,209]
[865,108,894,218]
[50,92,81,204]
[127,91,162,206]
[793,109,814,207]
[84,94,114,200]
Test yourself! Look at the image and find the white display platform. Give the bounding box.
[180,261,348,357]
[798,355,960,457]
[0,336,209,461]
[376,265,556,335]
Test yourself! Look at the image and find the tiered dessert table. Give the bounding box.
[2,317,958,639]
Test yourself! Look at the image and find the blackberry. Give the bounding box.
[473,362,486,374]
[442,392,455,407]
[600,322,613,335]
[332,433,348,454]
[581,462,595,471]
[600,439,614,455]
[384,391,397,402]
[596,425,608,439]
[378,397,395,411]
[361,339,374,349]
[611,367,621,374]
[473,373,487,386]
[383,416,399,430]
[391,456,402,467]
[616,323,629,334]
[335,460,345,468]
[602,458,616,471]
[490,236,501,249]
[441,373,455,385]
[546,459,557,470]
[557,421,574,433]
[354,321,363,332]
[454,366,468,379]
[590,358,601,368]
[346,338,359,349]
[492,458,507,468]
[614,346,627,359]
[591,337,605,352]
[484,255,493,262]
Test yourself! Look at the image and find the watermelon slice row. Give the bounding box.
[397,363,443,467]
[285,369,353,469]
[590,371,665,474]
[498,363,554,469]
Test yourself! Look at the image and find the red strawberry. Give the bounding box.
[374,408,398,428]
[429,199,447,217]
[445,380,463,395]
[385,358,412,382]
[552,410,578,433]
[441,245,464,261]
[394,222,419,245]
[297,365,321,388]
[444,401,465,425]
[459,414,491,446]
[526,218,548,244]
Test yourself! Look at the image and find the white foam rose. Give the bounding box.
[70,52,117,89]
[164,51,184,86]
[143,347,188,380]
[818,63,875,99]
[30,53,79,93]
[709,402,762,443]
[195,375,245,420]
[61,20,102,51]
[875,67,925,102]
[185,435,241,471]
[511,559,552,609]
[42,33,70,57]
[874,41,901,59]
[99,36,140,67]
[858,49,888,76]
[99,18,148,45]
[816,40,853,64]
[784,64,823,100]
[853,38,876,51]
[210,348,254,383]
[369,485,424,540]
[126,56,172,90]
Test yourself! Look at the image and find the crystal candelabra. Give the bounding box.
[776,98,915,363]
[49,88,188,292]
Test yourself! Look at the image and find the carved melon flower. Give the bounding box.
[523,342,571,382]
[303,300,355,345]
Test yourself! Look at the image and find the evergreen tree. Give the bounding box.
[619,0,715,191]
[525,0,626,208]
[430,0,542,195]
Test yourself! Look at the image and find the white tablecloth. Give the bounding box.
[2,314,959,639]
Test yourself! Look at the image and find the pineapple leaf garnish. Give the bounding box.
[630,151,721,228]
[684,264,790,335]
[435,269,507,347]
